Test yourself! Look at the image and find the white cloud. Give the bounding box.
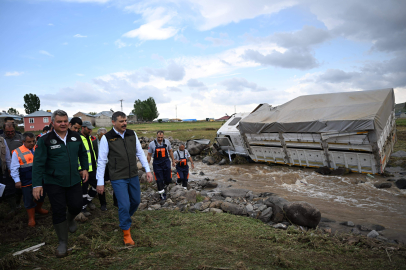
[4,71,24,77]
[39,50,54,57]
[48,23,53,26]
[114,39,128,48]
[122,6,179,40]
[190,0,296,31]
[74,34,87,38]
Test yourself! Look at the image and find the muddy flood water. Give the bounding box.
[189,161,406,242]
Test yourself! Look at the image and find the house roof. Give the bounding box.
[24,110,52,117]
[95,111,113,118]
[75,111,95,117]
[0,112,22,120]
[216,116,231,121]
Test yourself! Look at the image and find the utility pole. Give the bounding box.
[176,105,177,120]
[234,105,236,114]
[119,99,124,112]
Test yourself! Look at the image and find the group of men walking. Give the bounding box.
[0,110,194,258]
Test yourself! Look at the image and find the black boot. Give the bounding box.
[66,212,78,233]
[54,221,68,258]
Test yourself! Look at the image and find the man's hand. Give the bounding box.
[15,182,21,189]
[96,185,104,194]
[82,170,89,183]
[172,160,176,167]
[79,170,83,178]
[146,172,153,183]
[191,163,195,170]
[33,187,43,201]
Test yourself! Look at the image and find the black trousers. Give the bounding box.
[44,182,82,224]
[81,171,97,210]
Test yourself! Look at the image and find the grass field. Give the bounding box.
[123,121,224,142]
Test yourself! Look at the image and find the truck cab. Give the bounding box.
[215,113,250,155]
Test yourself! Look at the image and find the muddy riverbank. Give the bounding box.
[189,161,406,243]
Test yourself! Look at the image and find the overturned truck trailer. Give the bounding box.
[235,88,396,174]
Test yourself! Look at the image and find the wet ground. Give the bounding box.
[189,161,406,243]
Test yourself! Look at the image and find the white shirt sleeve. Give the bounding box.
[135,133,150,173]
[4,140,11,170]
[173,151,179,160]
[96,135,109,186]
[185,149,191,158]
[10,151,20,183]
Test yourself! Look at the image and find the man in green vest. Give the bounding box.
[33,110,89,258]
[96,111,153,246]
[78,121,98,217]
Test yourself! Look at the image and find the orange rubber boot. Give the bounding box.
[27,208,36,227]
[35,201,49,215]
[123,229,135,246]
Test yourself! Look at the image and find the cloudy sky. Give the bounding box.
[1,0,405,119]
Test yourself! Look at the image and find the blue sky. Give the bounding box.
[1,0,405,119]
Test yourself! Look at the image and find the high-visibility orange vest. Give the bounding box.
[12,145,35,187]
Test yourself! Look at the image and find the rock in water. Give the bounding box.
[187,140,207,156]
[340,221,355,227]
[395,179,406,189]
[367,230,379,238]
[205,181,218,189]
[202,156,216,165]
[221,202,247,215]
[219,158,227,165]
[330,167,351,175]
[374,183,392,189]
[283,201,321,228]
[221,189,249,198]
[315,166,331,175]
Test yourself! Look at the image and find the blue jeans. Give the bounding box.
[110,176,141,230]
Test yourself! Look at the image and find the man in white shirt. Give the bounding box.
[96,111,153,246]
[174,143,194,190]
[10,132,48,227]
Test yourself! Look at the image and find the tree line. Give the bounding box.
[5,94,160,122]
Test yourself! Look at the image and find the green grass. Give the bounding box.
[1,191,405,270]
[396,118,406,127]
[92,121,224,142]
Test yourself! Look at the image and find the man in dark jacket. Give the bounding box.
[33,110,89,258]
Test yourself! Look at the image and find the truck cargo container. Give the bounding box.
[216,88,396,174]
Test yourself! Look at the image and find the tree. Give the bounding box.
[145,97,159,120]
[7,107,19,115]
[23,93,40,114]
[88,112,97,115]
[133,97,159,121]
